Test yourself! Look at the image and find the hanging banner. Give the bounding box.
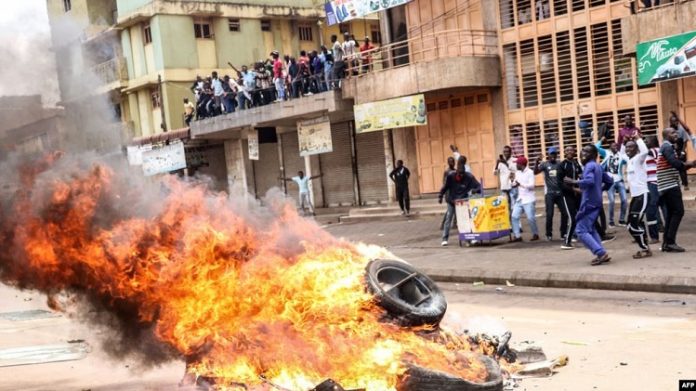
[298,116,333,157]
[248,130,259,160]
[141,141,186,176]
[126,144,152,166]
[325,0,413,26]
[354,93,427,133]
[637,30,696,86]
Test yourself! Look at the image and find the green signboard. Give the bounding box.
[637,31,696,86]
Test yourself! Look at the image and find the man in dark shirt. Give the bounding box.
[534,146,567,241]
[389,160,411,216]
[440,156,457,230]
[559,146,582,249]
[438,156,482,246]
[617,114,641,147]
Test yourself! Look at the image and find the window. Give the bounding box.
[520,39,538,107]
[63,0,71,12]
[194,20,212,39]
[556,31,574,102]
[526,122,542,158]
[509,125,525,157]
[638,105,659,139]
[591,22,611,96]
[518,0,532,24]
[228,18,240,32]
[298,23,313,41]
[260,20,272,32]
[538,35,557,105]
[370,24,381,44]
[612,19,633,93]
[574,27,591,98]
[143,23,152,44]
[151,89,161,109]
[553,0,568,16]
[561,117,578,151]
[544,119,560,151]
[503,43,520,110]
[499,0,514,28]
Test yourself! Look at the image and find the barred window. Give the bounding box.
[143,23,152,44]
[228,18,240,32]
[544,119,561,152]
[562,117,579,152]
[526,122,542,159]
[509,125,526,157]
[612,19,633,93]
[553,0,568,16]
[503,43,521,110]
[574,27,591,99]
[500,0,515,28]
[194,20,212,39]
[538,35,557,105]
[261,20,272,32]
[571,0,585,12]
[299,23,313,41]
[591,22,611,96]
[556,31,574,102]
[520,39,538,107]
[638,105,659,139]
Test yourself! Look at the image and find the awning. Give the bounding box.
[130,127,190,146]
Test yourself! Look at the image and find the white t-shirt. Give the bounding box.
[343,39,356,59]
[495,157,517,191]
[514,167,536,204]
[292,176,310,194]
[624,139,649,197]
[211,78,224,96]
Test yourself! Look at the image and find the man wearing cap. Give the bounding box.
[271,51,285,102]
[534,146,569,241]
[510,156,540,242]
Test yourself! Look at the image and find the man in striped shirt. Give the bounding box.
[657,128,696,252]
[645,136,663,243]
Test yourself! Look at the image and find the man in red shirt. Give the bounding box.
[271,50,285,102]
[360,37,375,73]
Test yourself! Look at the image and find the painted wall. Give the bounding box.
[128,24,148,78]
[162,82,193,130]
[151,15,198,70]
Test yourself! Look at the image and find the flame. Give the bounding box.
[0,156,491,390]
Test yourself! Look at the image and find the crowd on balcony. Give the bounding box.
[184,32,376,125]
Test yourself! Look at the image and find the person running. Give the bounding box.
[564,145,614,266]
[623,133,652,258]
[558,145,582,249]
[534,146,568,241]
[596,137,628,227]
[389,160,411,216]
[438,156,482,246]
[657,127,696,252]
[280,171,322,216]
[509,156,540,242]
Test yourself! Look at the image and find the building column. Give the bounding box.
[383,129,395,202]
[224,138,249,199]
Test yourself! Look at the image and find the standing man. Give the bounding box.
[669,111,693,190]
[183,98,195,126]
[271,51,285,102]
[438,156,482,246]
[617,114,641,147]
[558,145,583,249]
[211,71,224,111]
[389,160,411,216]
[509,156,540,242]
[645,136,663,243]
[331,34,345,88]
[624,134,652,258]
[657,127,696,252]
[280,171,323,216]
[440,156,457,231]
[494,145,517,211]
[360,37,375,73]
[534,147,568,241]
[596,137,628,227]
[564,145,614,265]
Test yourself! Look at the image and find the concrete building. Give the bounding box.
[0,95,67,156]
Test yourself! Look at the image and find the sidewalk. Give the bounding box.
[324,213,696,294]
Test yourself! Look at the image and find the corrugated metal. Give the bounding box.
[281,132,305,204]
[356,131,388,204]
[254,142,281,198]
[319,122,355,206]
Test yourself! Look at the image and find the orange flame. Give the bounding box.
[0,157,490,390]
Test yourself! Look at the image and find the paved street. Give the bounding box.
[2,282,694,390]
[324,213,696,293]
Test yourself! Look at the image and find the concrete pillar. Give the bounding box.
[224,138,249,199]
[383,129,396,202]
[309,154,325,208]
[490,87,508,154]
[659,80,680,140]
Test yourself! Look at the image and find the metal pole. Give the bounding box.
[349,121,362,206]
[158,74,167,132]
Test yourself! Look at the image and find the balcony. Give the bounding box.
[191,90,353,139]
[91,58,128,90]
[622,0,696,55]
[341,29,501,104]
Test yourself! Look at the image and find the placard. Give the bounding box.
[298,116,333,157]
[141,141,186,176]
[126,144,152,166]
[248,130,259,160]
[354,94,427,133]
[325,0,413,26]
[637,31,696,86]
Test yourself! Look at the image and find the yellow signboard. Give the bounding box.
[468,196,511,233]
[354,94,427,133]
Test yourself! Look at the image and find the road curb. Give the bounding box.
[422,268,696,294]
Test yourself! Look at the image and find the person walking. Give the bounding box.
[280,171,322,216]
[596,137,628,227]
[624,134,652,258]
[440,156,457,230]
[657,127,696,252]
[564,145,614,265]
[438,156,482,246]
[389,160,411,216]
[645,136,663,243]
[509,156,540,242]
[533,147,568,241]
[558,145,583,249]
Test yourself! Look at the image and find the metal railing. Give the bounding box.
[91,58,127,85]
[345,29,498,77]
[628,0,692,13]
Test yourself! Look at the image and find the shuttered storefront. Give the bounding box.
[356,131,388,204]
[253,142,281,198]
[281,131,305,204]
[318,121,355,206]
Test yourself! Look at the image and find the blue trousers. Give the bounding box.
[576,204,606,257]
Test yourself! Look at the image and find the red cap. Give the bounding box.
[516,156,528,166]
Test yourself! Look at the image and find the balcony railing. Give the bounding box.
[91,58,127,85]
[628,0,692,13]
[345,29,498,76]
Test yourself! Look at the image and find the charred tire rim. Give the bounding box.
[397,355,503,391]
[365,259,447,327]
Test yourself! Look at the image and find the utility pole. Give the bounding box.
[158,74,167,132]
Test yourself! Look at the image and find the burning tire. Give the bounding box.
[397,355,503,391]
[365,259,447,327]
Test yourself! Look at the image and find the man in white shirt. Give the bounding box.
[509,156,540,242]
[494,145,517,212]
[624,134,652,258]
[342,32,357,75]
[281,171,323,216]
[211,71,224,110]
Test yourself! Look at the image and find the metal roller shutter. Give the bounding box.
[254,142,281,198]
[356,131,388,204]
[318,122,355,206]
[281,132,305,204]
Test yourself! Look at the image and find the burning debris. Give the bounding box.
[0,154,562,390]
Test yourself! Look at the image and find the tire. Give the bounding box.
[365,259,447,327]
[397,355,504,391]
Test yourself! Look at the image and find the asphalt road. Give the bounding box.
[1,282,694,390]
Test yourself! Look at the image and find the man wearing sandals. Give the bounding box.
[624,134,652,258]
[564,145,614,266]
